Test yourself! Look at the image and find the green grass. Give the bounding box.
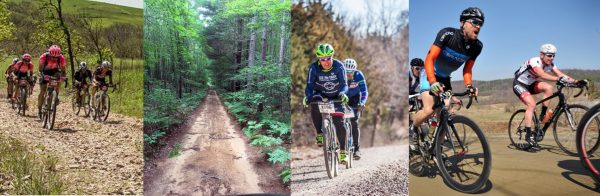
[0,135,65,194]
[10,0,142,27]
[168,144,182,158]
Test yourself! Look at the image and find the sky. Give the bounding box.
[90,0,143,9]
[410,0,600,81]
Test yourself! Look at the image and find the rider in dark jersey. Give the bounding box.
[412,7,484,134]
[343,58,368,160]
[303,43,350,164]
[409,58,424,95]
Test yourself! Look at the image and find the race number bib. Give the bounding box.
[318,102,335,114]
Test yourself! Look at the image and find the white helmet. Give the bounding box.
[540,44,557,54]
[101,60,112,68]
[343,58,357,72]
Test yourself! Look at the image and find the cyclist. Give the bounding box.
[73,61,93,104]
[512,43,580,146]
[343,58,368,160]
[411,7,484,136]
[91,60,113,102]
[5,58,19,99]
[11,54,34,103]
[303,43,349,164]
[409,58,424,95]
[37,45,67,117]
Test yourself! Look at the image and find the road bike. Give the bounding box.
[409,90,491,193]
[310,98,347,179]
[343,105,355,169]
[71,82,91,116]
[576,103,600,183]
[15,77,31,116]
[91,82,116,121]
[40,74,65,130]
[508,81,589,155]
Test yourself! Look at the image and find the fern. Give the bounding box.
[279,168,291,183]
[267,146,290,165]
[143,130,166,145]
[250,135,282,148]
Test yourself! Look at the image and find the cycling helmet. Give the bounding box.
[101,60,112,68]
[315,43,335,58]
[79,62,87,70]
[22,54,32,62]
[12,58,19,64]
[343,58,357,72]
[410,58,424,67]
[460,7,484,22]
[540,43,557,54]
[49,45,61,57]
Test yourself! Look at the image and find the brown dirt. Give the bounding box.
[409,133,600,195]
[0,86,143,194]
[144,90,287,195]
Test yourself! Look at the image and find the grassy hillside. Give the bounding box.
[11,0,142,26]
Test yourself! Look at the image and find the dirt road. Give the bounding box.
[291,144,409,195]
[144,90,263,195]
[0,88,143,194]
[409,133,600,195]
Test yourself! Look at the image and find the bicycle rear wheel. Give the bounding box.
[101,94,110,121]
[508,109,533,150]
[344,120,353,169]
[71,93,80,115]
[577,104,600,183]
[435,115,491,193]
[554,104,589,155]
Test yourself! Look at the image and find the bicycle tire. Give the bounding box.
[72,93,80,115]
[83,92,91,117]
[553,104,589,155]
[48,90,57,130]
[344,120,353,169]
[102,93,110,121]
[331,121,339,177]
[42,90,51,128]
[409,123,429,177]
[576,104,600,183]
[19,87,26,116]
[508,109,533,150]
[435,115,491,193]
[322,118,334,179]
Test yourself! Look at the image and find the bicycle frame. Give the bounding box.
[530,84,581,139]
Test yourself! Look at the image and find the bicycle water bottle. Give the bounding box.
[543,110,553,123]
[429,120,438,139]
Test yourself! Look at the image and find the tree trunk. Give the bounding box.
[278,8,287,73]
[54,0,75,81]
[247,16,257,87]
[260,25,267,66]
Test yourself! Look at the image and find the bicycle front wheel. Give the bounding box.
[101,94,110,121]
[554,104,589,155]
[19,87,26,116]
[71,93,80,115]
[344,120,353,169]
[435,115,491,193]
[322,118,334,179]
[48,90,58,130]
[577,104,600,183]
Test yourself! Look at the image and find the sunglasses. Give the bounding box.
[544,53,555,58]
[319,57,332,62]
[413,67,422,71]
[466,18,484,27]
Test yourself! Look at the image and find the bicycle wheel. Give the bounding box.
[19,87,26,116]
[554,104,589,155]
[42,90,51,128]
[101,94,110,121]
[71,93,80,115]
[83,92,91,117]
[322,118,334,179]
[344,120,353,169]
[435,115,491,193]
[508,109,532,150]
[48,90,58,130]
[409,124,430,177]
[330,120,339,177]
[577,104,600,183]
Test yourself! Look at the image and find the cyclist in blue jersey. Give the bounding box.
[412,7,483,134]
[343,58,368,160]
[409,58,424,95]
[303,43,350,164]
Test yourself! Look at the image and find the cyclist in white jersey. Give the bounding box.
[512,43,579,146]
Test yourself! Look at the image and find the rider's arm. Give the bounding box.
[551,67,573,81]
[59,56,67,77]
[108,69,113,84]
[337,65,348,95]
[532,66,560,81]
[38,54,45,73]
[425,44,441,84]
[356,71,368,104]
[463,59,475,86]
[305,65,316,98]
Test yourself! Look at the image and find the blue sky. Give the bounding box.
[410,0,600,81]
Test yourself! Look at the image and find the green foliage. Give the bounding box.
[279,168,291,183]
[250,135,282,148]
[143,130,166,145]
[0,136,65,194]
[267,146,290,165]
[168,143,182,158]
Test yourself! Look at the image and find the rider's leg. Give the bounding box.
[310,104,323,135]
[333,115,346,151]
[535,82,553,119]
[413,91,435,126]
[37,83,47,111]
[6,79,12,99]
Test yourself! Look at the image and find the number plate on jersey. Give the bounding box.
[344,109,355,118]
[318,102,335,114]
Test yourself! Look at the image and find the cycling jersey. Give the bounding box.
[305,59,348,99]
[346,70,368,105]
[426,27,482,83]
[13,61,33,74]
[74,69,93,84]
[94,66,112,82]
[38,53,66,71]
[515,56,555,85]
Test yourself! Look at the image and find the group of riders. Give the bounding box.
[4,45,113,118]
[408,7,587,150]
[303,7,589,167]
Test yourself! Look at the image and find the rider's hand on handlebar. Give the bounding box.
[430,82,444,95]
[466,85,478,97]
[557,76,570,86]
[339,93,349,104]
[302,96,308,107]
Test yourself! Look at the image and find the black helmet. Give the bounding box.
[460,7,484,22]
[410,58,424,67]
